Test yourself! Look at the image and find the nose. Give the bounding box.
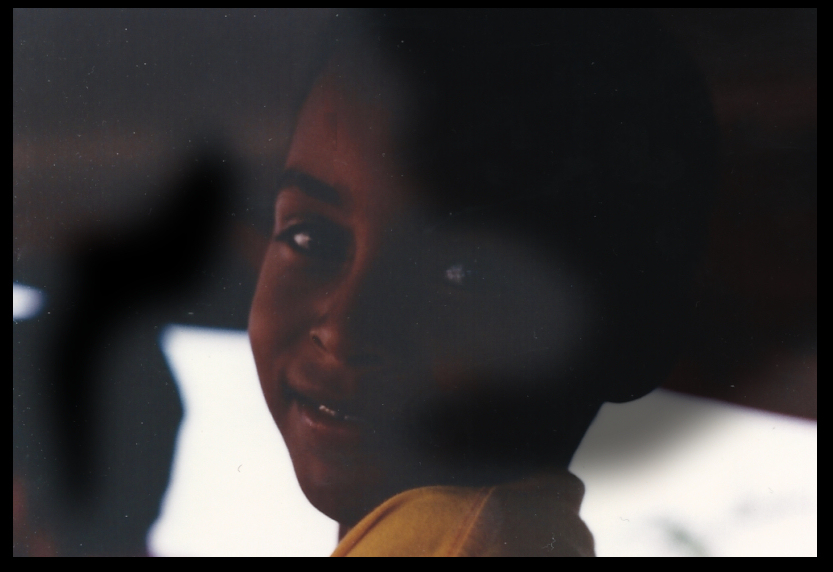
[309,254,412,369]
[310,321,385,369]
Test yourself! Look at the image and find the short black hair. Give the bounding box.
[340,8,718,396]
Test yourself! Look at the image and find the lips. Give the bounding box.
[276,363,420,450]
[284,385,365,425]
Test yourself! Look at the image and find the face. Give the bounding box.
[249,57,589,527]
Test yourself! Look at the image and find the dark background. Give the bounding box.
[13,9,816,555]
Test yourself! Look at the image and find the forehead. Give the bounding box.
[284,58,422,220]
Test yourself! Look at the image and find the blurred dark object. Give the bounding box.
[13,150,247,555]
[51,149,232,498]
[13,9,328,555]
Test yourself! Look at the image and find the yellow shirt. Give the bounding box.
[332,471,594,557]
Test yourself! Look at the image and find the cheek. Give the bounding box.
[248,249,312,379]
[424,284,587,386]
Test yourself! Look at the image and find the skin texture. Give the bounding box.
[248,57,589,530]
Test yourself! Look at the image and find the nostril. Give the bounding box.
[310,331,383,367]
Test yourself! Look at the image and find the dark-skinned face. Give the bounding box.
[249,58,589,528]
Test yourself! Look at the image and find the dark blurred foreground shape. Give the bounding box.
[14,149,245,555]
[13,9,815,555]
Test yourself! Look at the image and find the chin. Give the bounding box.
[293,456,390,528]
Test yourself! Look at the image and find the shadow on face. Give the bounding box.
[248,57,596,527]
[249,9,717,527]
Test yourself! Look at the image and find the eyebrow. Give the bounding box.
[277,169,343,207]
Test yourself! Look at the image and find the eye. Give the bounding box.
[290,229,313,250]
[443,259,494,293]
[444,263,472,287]
[440,253,503,297]
[275,221,349,264]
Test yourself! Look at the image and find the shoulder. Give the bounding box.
[332,471,594,557]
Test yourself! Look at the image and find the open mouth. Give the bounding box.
[284,386,365,425]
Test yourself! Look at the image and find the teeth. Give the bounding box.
[288,387,361,423]
[317,403,362,423]
[318,403,342,419]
